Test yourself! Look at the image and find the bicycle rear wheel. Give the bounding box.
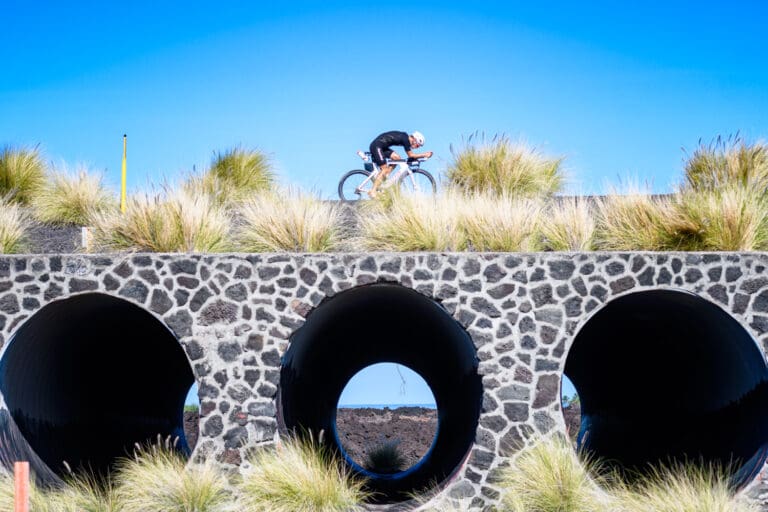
[399,169,437,196]
[338,169,373,201]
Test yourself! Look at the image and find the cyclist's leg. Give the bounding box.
[369,146,393,197]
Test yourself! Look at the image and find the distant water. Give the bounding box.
[338,403,437,409]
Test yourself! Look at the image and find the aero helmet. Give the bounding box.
[411,131,425,145]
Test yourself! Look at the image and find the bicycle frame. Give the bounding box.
[355,153,424,194]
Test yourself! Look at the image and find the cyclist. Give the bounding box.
[367,130,433,198]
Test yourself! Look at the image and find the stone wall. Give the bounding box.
[1,252,767,509]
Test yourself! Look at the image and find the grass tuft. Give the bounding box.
[49,473,123,512]
[0,471,60,512]
[611,463,757,512]
[363,440,407,474]
[539,197,595,251]
[683,135,768,192]
[356,189,466,251]
[0,145,46,205]
[0,196,31,253]
[116,443,231,512]
[236,190,342,252]
[498,436,612,512]
[459,192,543,251]
[201,147,275,205]
[446,133,564,198]
[240,434,368,512]
[32,165,116,225]
[670,185,768,251]
[90,185,230,252]
[592,185,676,251]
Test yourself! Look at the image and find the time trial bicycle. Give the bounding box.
[337,151,437,201]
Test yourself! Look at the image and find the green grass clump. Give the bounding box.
[236,190,342,252]
[240,434,368,512]
[0,197,30,253]
[201,147,275,205]
[446,134,564,198]
[539,198,595,251]
[116,444,231,512]
[611,463,757,512]
[363,440,407,474]
[91,186,230,252]
[670,185,768,251]
[683,135,768,192]
[499,437,612,512]
[32,166,116,225]
[0,145,46,205]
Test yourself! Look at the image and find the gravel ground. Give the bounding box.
[24,222,83,254]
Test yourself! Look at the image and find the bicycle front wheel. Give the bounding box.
[338,169,372,201]
[399,169,437,196]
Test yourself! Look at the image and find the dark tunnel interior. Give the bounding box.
[280,283,483,503]
[564,289,768,488]
[0,293,195,484]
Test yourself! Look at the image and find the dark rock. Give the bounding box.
[69,278,98,293]
[150,289,173,314]
[200,300,238,325]
[533,374,559,408]
[170,259,197,275]
[548,260,575,280]
[217,341,242,362]
[165,310,193,338]
[119,279,149,303]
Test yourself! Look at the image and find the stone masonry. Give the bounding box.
[1,252,768,509]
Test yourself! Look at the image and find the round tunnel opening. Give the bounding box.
[0,293,196,484]
[279,283,482,503]
[564,289,768,489]
[335,362,438,476]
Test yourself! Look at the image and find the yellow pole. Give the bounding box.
[120,134,127,213]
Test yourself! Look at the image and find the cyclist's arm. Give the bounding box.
[406,149,433,159]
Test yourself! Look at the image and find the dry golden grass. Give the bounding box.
[0,197,30,253]
[236,190,342,252]
[539,198,595,251]
[90,186,230,252]
[447,134,564,198]
[32,166,116,225]
[0,471,57,512]
[611,464,757,512]
[240,434,368,512]
[498,436,613,512]
[0,145,46,205]
[670,185,768,251]
[115,444,231,512]
[459,192,543,251]
[592,186,677,251]
[48,473,123,512]
[355,189,467,251]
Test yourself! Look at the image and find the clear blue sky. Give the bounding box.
[2,1,767,198]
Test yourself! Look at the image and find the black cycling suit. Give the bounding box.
[369,131,412,166]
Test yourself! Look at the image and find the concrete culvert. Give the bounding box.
[0,293,195,485]
[279,283,482,503]
[564,289,768,489]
